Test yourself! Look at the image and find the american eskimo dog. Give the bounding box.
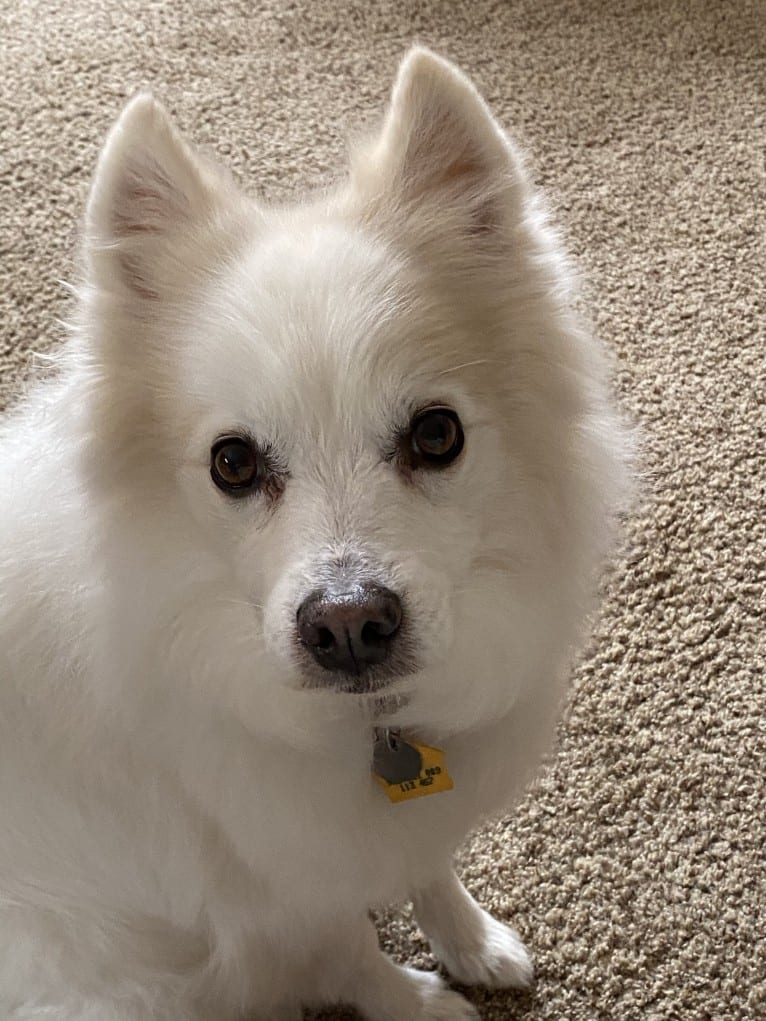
[0,47,627,1020]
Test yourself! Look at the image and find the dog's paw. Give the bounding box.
[404,969,479,1020]
[432,915,533,990]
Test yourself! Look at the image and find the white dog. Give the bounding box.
[0,48,627,1020]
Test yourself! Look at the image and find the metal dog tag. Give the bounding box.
[372,729,453,804]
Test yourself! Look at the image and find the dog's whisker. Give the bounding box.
[436,358,496,377]
[215,596,266,612]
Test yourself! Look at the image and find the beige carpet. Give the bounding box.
[1,1,764,1018]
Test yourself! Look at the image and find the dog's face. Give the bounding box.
[81,50,617,738]
[175,222,504,697]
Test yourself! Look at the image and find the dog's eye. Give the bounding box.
[210,436,260,494]
[409,408,464,467]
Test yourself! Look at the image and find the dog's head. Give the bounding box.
[79,49,623,740]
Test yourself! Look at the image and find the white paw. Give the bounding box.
[404,968,480,1020]
[432,914,533,990]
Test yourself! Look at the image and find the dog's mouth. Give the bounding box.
[298,662,414,699]
[369,688,411,718]
[323,675,394,696]
[289,651,415,719]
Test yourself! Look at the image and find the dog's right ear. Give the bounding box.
[85,94,239,300]
[352,48,528,242]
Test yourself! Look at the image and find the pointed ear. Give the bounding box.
[353,48,525,237]
[85,93,236,299]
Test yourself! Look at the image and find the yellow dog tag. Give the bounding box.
[372,730,453,803]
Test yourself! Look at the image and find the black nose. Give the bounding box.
[296,582,403,674]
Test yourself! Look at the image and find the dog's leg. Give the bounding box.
[323,916,478,1021]
[412,870,533,989]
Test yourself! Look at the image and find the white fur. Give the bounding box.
[0,48,628,1019]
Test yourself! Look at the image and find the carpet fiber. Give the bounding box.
[1,2,764,1018]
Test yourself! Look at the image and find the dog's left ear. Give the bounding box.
[353,48,526,237]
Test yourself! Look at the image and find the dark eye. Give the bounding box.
[210,436,260,494]
[409,407,464,467]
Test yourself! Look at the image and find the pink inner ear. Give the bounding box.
[117,252,160,300]
[402,105,490,195]
[399,112,500,237]
[106,157,194,298]
[441,151,485,184]
[111,157,189,238]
